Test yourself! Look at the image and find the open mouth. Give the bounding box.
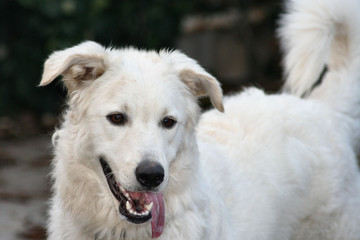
[100,158,165,238]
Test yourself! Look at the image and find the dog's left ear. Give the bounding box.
[165,51,224,112]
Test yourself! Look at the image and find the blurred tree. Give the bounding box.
[0,0,193,115]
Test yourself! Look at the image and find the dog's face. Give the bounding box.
[40,41,223,237]
[86,55,192,192]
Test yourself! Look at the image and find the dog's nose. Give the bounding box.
[135,160,164,188]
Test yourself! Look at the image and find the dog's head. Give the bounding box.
[40,41,223,237]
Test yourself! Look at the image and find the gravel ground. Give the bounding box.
[0,135,52,240]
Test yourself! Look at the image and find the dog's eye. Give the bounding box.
[107,113,127,125]
[161,117,177,129]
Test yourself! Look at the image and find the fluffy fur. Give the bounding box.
[41,0,360,239]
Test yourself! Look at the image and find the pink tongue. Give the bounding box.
[147,192,165,238]
[127,192,165,238]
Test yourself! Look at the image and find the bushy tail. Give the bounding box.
[278,0,360,149]
[279,0,360,96]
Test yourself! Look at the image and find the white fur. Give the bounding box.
[41,0,360,239]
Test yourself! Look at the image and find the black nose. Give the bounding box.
[135,160,164,188]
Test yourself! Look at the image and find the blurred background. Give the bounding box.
[0,0,282,239]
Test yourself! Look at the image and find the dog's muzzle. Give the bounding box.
[99,157,165,238]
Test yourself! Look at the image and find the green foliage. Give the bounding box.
[0,0,193,115]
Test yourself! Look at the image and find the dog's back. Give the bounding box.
[279,0,360,238]
[197,0,360,239]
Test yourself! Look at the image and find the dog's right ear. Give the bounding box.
[39,41,107,93]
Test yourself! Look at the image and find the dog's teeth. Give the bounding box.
[125,192,130,199]
[120,186,126,192]
[126,201,132,212]
[144,202,153,211]
[141,209,150,216]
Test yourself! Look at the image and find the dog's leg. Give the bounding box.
[47,212,93,240]
[47,196,94,240]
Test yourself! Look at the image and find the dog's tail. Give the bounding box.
[279,0,360,148]
[279,0,360,97]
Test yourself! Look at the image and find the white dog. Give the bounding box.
[40,0,360,239]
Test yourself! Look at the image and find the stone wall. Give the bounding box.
[177,1,283,93]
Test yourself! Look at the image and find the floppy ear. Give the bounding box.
[39,41,107,93]
[165,51,224,112]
